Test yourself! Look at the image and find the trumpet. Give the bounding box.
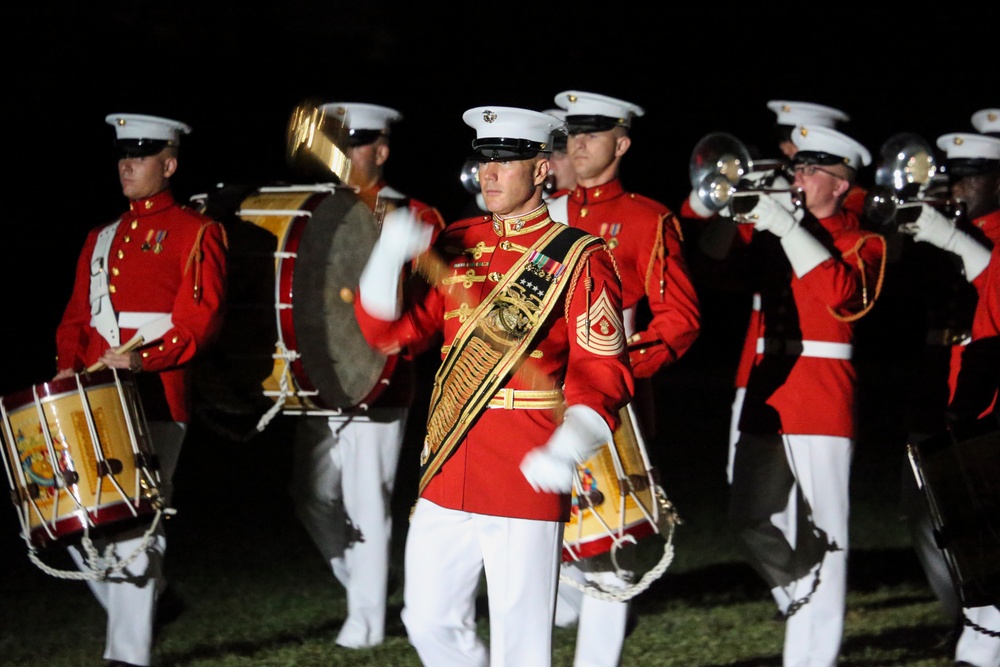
[688,132,804,218]
[864,132,962,230]
[459,159,481,196]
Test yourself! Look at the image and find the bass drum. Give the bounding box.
[191,183,396,428]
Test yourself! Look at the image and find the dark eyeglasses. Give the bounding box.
[792,164,844,179]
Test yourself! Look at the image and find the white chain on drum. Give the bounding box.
[25,506,175,581]
[559,485,680,603]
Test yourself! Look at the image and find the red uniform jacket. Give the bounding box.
[943,209,1000,404]
[565,179,700,378]
[55,190,228,422]
[355,206,633,521]
[730,210,886,437]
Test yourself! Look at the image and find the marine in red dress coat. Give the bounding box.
[355,205,633,522]
[55,188,227,422]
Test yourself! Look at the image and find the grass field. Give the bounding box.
[0,295,976,666]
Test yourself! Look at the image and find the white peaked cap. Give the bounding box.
[792,125,871,170]
[767,100,849,128]
[971,108,999,135]
[320,102,402,131]
[105,113,191,143]
[553,90,645,128]
[936,132,1000,160]
[463,106,562,144]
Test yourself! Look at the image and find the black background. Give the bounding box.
[6,2,996,391]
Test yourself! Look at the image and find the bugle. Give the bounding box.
[864,132,962,230]
[689,132,803,217]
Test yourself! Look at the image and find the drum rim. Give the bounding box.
[1,368,132,408]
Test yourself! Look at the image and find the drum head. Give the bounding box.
[292,190,387,410]
[191,184,390,426]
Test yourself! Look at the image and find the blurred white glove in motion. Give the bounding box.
[904,204,990,280]
[520,405,613,494]
[358,206,434,321]
[746,192,804,238]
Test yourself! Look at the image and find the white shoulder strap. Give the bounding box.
[547,194,569,226]
[89,220,121,347]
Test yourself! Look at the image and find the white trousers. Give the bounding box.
[730,433,852,667]
[289,410,406,648]
[68,421,186,667]
[956,605,1000,666]
[555,562,629,667]
[402,499,563,667]
[725,386,746,484]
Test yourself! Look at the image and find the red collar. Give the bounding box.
[569,178,626,205]
[127,190,176,217]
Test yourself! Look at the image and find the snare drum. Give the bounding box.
[191,184,396,418]
[0,369,161,549]
[563,403,662,561]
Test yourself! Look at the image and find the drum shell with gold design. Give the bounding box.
[563,405,659,561]
[0,369,159,548]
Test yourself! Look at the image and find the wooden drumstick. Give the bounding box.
[86,333,145,373]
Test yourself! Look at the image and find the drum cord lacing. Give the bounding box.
[559,486,680,603]
[26,506,175,581]
[255,341,300,433]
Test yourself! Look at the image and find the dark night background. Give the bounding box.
[1,1,996,601]
[5,2,996,393]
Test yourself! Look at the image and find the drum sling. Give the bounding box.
[418,224,598,494]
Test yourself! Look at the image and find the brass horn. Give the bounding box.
[688,132,802,216]
[285,101,352,184]
[864,132,960,229]
[459,159,481,196]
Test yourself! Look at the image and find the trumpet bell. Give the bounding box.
[689,132,752,188]
[864,185,902,228]
[873,132,938,197]
[695,172,738,210]
[866,132,957,229]
[459,159,481,196]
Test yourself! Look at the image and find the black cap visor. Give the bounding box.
[566,114,624,135]
[792,151,848,167]
[946,158,1000,181]
[345,129,384,147]
[115,138,169,158]
[470,137,547,162]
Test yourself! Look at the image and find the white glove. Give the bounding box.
[358,207,434,321]
[746,192,804,238]
[904,204,991,280]
[780,223,833,277]
[520,404,613,494]
[747,194,831,277]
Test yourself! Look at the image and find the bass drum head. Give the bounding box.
[292,190,388,410]
[190,183,389,431]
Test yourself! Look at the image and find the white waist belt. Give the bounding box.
[756,337,853,360]
[119,312,171,329]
